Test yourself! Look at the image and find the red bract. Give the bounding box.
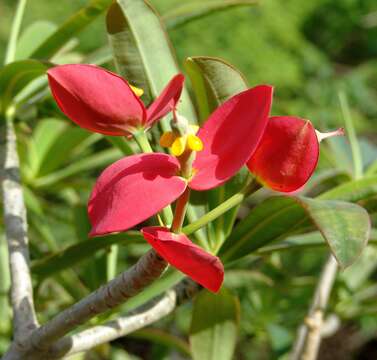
[142,227,224,292]
[247,116,343,192]
[47,64,184,136]
[88,85,273,292]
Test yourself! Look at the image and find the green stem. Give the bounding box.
[4,0,27,65]
[183,180,261,237]
[133,129,153,153]
[171,188,190,233]
[106,244,118,281]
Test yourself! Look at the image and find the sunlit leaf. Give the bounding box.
[221,196,370,268]
[30,0,112,59]
[106,0,197,129]
[190,288,240,360]
[15,21,57,60]
[0,60,51,114]
[164,0,258,29]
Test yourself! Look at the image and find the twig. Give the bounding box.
[3,249,167,359]
[48,279,200,358]
[0,116,39,340]
[290,255,338,360]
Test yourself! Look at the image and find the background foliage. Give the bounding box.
[0,0,376,359]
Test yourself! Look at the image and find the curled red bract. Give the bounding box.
[48,64,184,136]
[247,116,320,192]
[141,227,224,293]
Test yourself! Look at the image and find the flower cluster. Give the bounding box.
[48,64,343,292]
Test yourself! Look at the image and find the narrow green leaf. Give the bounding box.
[30,0,112,60]
[4,0,27,65]
[26,118,67,178]
[190,288,240,360]
[106,0,197,128]
[32,148,122,188]
[318,175,377,202]
[121,269,184,313]
[31,231,144,279]
[130,328,191,356]
[338,91,363,179]
[37,126,96,177]
[106,244,119,281]
[0,60,51,114]
[15,21,57,60]
[164,0,258,29]
[219,197,306,262]
[220,196,370,268]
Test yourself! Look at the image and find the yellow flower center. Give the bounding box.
[160,125,203,157]
[130,85,144,97]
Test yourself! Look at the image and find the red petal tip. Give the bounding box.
[141,227,224,292]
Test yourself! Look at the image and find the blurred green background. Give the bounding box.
[1,0,377,359]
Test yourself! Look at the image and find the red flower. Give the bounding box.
[88,85,273,292]
[247,116,344,192]
[47,64,184,136]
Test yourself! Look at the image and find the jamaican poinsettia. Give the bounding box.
[247,116,344,192]
[47,64,184,136]
[88,85,274,292]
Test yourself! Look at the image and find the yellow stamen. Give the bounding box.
[160,131,175,147]
[171,136,187,156]
[187,134,203,152]
[130,85,144,97]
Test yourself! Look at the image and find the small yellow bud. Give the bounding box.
[130,85,144,97]
[160,131,175,147]
[171,136,186,156]
[187,134,203,152]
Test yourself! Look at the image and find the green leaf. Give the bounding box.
[185,56,248,121]
[31,231,143,279]
[338,91,363,179]
[0,60,51,114]
[106,0,197,129]
[296,197,370,268]
[130,328,190,356]
[30,0,112,60]
[318,175,377,203]
[164,0,258,30]
[190,288,240,360]
[25,118,67,178]
[37,127,96,177]
[32,148,122,188]
[121,269,184,312]
[4,0,27,65]
[15,21,57,60]
[220,197,306,262]
[221,196,370,268]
